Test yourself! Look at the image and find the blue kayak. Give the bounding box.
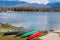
[3,30,32,36]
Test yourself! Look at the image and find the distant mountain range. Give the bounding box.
[0,1,26,6]
[0,1,44,8]
[0,1,60,8]
[46,2,60,7]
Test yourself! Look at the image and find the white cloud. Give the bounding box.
[0,0,19,1]
[1,0,60,4]
[0,0,49,5]
[48,0,60,2]
[20,0,49,5]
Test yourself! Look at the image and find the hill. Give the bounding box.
[0,1,26,6]
[0,1,43,8]
[46,2,60,7]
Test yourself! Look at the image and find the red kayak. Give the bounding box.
[27,31,43,40]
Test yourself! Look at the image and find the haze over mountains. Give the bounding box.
[0,1,60,8]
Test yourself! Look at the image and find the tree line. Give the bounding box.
[0,6,60,12]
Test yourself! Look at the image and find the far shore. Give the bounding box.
[0,7,60,12]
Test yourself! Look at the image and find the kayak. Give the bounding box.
[3,30,31,36]
[28,31,43,39]
[3,32,19,36]
[22,30,40,37]
[16,30,32,37]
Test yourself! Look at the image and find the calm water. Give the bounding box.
[0,12,60,31]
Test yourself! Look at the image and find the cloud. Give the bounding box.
[48,0,60,2]
[0,0,19,1]
[0,0,49,4]
[20,0,49,4]
[1,0,60,3]
[1,0,60,5]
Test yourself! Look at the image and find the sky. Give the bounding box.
[0,0,60,4]
[49,0,60,2]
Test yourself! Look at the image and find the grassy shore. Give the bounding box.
[0,23,40,40]
[0,23,47,40]
[0,32,41,40]
[0,32,47,40]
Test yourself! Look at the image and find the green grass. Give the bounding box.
[0,23,25,30]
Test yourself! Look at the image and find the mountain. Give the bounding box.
[0,1,60,8]
[0,1,26,7]
[0,1,43,8]
[46,2,60,7]
[16,3,44,8]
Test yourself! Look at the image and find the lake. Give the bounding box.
[0,12,60,31]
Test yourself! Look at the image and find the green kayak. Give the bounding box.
[22,30,40,37]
